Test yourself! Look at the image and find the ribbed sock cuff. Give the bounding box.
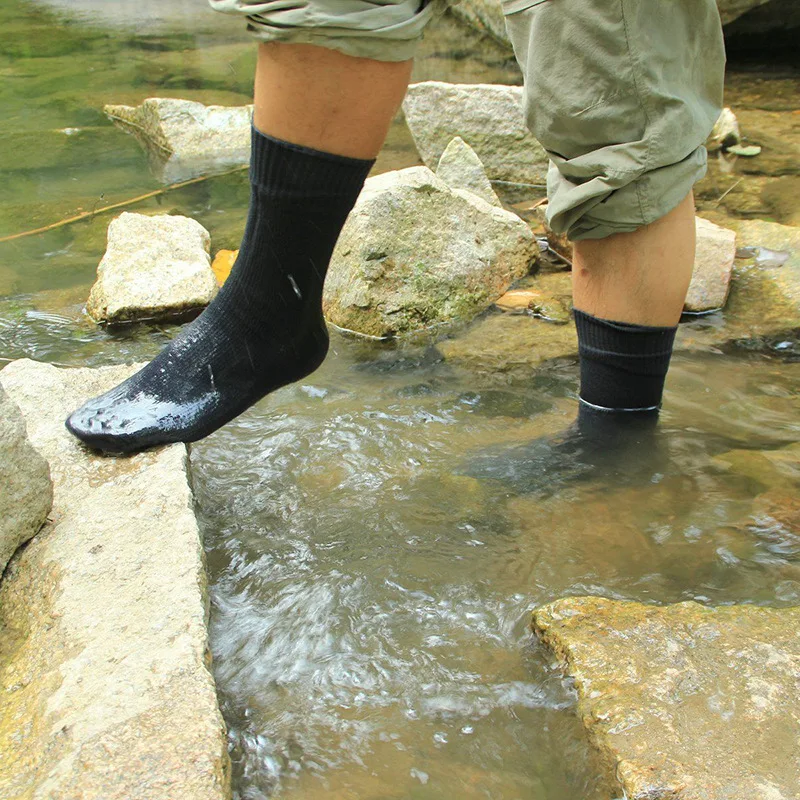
[574,308,677,411]
[249,125,374,201]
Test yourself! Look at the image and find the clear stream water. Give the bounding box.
[1,3,799,798]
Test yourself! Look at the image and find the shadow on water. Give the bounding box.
[1,2,800,798]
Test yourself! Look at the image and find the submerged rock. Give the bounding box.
[436,136,502,207]
[438,272,576,377]
[402,82,549,186]
[534,596,800,800]
[0,383,52,576]
[685,217,736,312]
[324,166,537,337]
[448,0,511,49]
[0,359,230,800]
[104,97,252,184]
[86,212,217,324]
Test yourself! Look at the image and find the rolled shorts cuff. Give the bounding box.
[209,0,447,62]
[546,145,709,241]
[504,0,725,241]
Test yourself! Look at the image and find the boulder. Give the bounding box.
[0,359,230,800]
[402,82,549,186]
[436,136,502,207]
[448,0,796,46]
[685,217,736,312]
[86,212,217,324]
[0,383,52,576]
[718,0,800,31]
[534,597,800,800]
[448,0,511,49]
[104,97,252,184]
[324,166,537,337]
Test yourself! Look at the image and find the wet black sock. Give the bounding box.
[66,128,373,452]
[462,311,677,494]
[573,308,677,434]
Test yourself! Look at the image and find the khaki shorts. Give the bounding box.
[211,0,725,240]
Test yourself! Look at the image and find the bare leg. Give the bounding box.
[253,42,412,158]
[571,192,695,326]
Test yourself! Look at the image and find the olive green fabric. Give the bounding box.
[210,0,725,240]
[209,0,447,61]
[503,0,725,240]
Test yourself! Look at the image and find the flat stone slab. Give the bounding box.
[0,359,230,800]
[533,596,800,800]
[86,212,217,325]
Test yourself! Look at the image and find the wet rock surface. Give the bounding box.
[438,272,575,377]
[0,383,52,576]
[0,359,230,800]
[86,212,217,325]
[678,217,800,350]
[685,217,736,312]
[104,97,252,183]
[324,166,537,337]
[402,82,548,187]
[448,0,511,50]
[533,596,800,800]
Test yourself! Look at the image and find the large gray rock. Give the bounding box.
[449,0,511,49]
[402,82,549,187]
[324,166,537,337]
[436,136,502,207]
[104,97,253,183]
[0,359,230,800]
[534,597,800,800]
[685,217,736,312]
[448,0,795,46]
[0,383,52,576]
[717,0,772,23]
[86,212,217,324]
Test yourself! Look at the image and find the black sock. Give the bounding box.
[573,308,677,434]
[66,128,373,452]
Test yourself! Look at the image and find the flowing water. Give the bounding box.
[1,2,799,798]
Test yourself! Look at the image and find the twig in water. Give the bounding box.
[713,178,743,208]
[0,165,249,244]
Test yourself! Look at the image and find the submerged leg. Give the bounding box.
[66,44,412,452]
